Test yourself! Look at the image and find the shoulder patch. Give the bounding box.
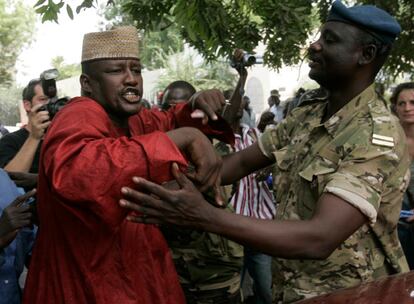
[372,134,394,147]
[369,100,395,148]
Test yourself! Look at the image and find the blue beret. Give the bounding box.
[327,0,401,44]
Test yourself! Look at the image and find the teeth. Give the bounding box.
[122,92,140,103]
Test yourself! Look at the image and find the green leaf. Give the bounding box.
[66,4,74,19]
[35,5,48,14]
[28,0,414,80]
[34,0,47,8]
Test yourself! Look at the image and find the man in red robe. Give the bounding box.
[23,26,232,304]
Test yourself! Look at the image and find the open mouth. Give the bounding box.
[121,88,141,103]
[308,57,322,67]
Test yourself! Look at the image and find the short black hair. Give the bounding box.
[164,81,196,96]
[22,79,41,102]
[390,82,414,113]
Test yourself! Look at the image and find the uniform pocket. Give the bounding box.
[275,147,295,171]
[297,157,338,219]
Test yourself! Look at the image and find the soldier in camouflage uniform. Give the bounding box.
[159,80,244,304]
[260,82,409,302]
[119,1,410,303]
[162,190,244,304]
[164,142,244,304]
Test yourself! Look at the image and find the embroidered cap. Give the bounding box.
[81,26,139,63]
[327,0,401,44]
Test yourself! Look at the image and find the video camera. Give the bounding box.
[38,68,69,119]
[230,52,263,69]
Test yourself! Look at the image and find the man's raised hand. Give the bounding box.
[189,89,226,124]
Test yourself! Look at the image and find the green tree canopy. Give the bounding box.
[99,0,184,70]
[35,0,414,79]
[0,84,22,125]
[51,56,81,80]
[0,0,35,85]
[155,51,237,92]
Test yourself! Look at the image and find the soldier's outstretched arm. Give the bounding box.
[119,164,367,259]
[221,142,274,185]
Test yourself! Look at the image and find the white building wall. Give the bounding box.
[244,63,312,118]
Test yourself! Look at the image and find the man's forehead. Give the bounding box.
[34,84,45,95]
[169,88,191,99]
[94,58,141,67]
[320,21,363,40]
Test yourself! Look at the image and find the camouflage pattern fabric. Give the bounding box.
[162,143,244,304]
[258,84,410,303]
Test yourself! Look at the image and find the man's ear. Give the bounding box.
[22,100,32,113]
[358,44,377,66]
[80,74,93,95]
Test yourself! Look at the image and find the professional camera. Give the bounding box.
[38,69,69,119]
[230,52,263,69]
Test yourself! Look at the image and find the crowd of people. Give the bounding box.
[0,0,413,303]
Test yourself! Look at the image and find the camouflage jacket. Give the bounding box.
[162,143,243,300]
[258,84,410,303]
[162,207,243,301]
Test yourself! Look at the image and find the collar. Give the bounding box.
[323,84,376,136]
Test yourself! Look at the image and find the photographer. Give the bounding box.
[0,79,50,175]
[0,69,67,179]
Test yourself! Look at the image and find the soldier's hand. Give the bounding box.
[166,127,224,205]
[189,89,226,125]
[28,103,51,140]
[120,163,214,227]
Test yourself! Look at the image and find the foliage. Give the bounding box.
[51,56,81,80]
[0,84,22,125]
[156,51,237,92]
[0,0,35,85]
[33,0,95,23]
[35,0,414,79]
[99,0,184,70]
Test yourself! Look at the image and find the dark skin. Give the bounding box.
[0,189,36,249]
[308,22,377,121]
[7,171,38,189]
[119,21,382,259]
[120,164,365,259]
[161,87,192,109]
[257,111,275,133]
[221,49,248,126]
[80,58,227,201]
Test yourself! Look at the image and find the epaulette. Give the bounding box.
[297,88,329,107]
[368,101,395,148]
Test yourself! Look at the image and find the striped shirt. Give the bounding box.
[229,125,276,220]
